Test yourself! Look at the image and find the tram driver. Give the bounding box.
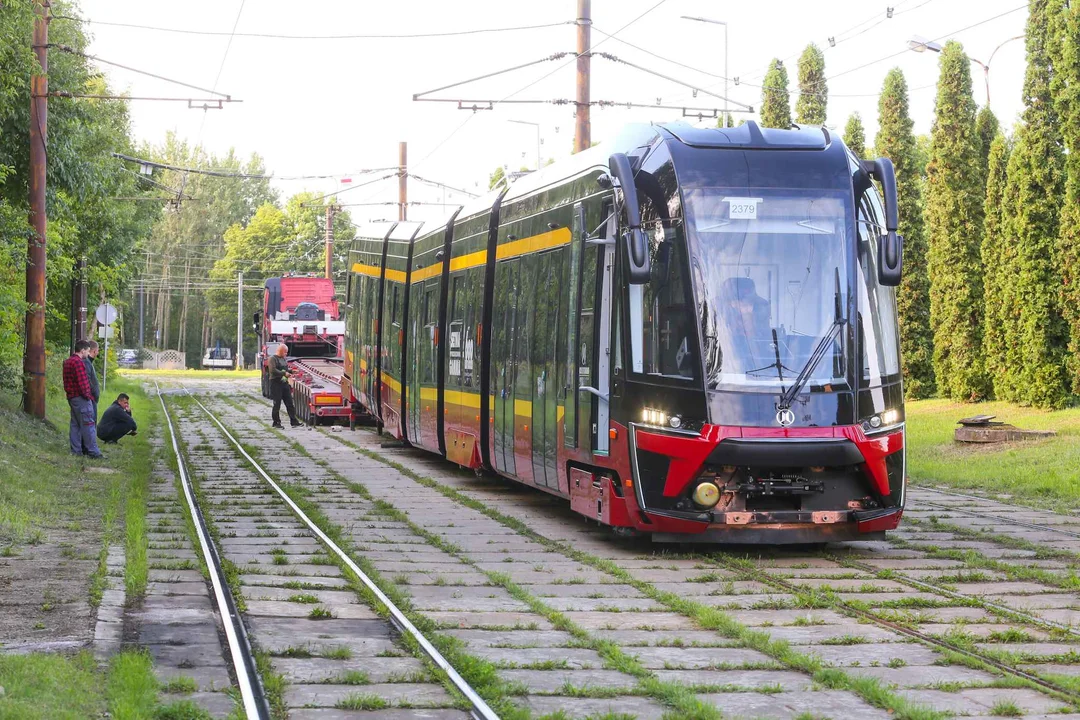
[719,276,773,373]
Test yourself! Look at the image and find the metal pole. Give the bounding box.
[724,23,729,127]
[138,282,144,351]
[984,66,991,108]
[23,0,48,418]
[574,0,591,153]
[536,125,541,169]
[76,254,87,341]
[324,204,335,279]
[102,299,108,396]
[236,271,243,371]
[398,142,407,221]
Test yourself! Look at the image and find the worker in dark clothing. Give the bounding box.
[85,340,101,421]
[268,343,300,428]
[63,340,103,459]
[98,393,138,444]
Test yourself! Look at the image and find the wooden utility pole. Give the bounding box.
[324,203,338,279]
[236,271,243,370]
[23,0,48,418]
[574,0,591,154]
[398,142,408,221]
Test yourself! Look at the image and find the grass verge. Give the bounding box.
[0,649,215,719]
[905,398,1080,512]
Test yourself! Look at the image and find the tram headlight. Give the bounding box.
[692,481,721,508]
[669,415,682,429]
[881,409,900,425]
[641,408,667,426]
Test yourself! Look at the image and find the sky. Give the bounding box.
[76,0,1031,226]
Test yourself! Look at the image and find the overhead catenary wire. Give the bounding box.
[53,15,574,40]
[50,44,233,99]
[113,152,398,180]
[410,0,670,171]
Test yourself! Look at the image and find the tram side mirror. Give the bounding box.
[608,153,651,284]
[862,157,903,287]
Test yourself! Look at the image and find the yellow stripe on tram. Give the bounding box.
[496,227,572,260]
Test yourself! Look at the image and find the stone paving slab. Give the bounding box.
[697,689,893,719]
[655,668,815,690]
[520,696,668,719]
[290,710,472,719]
[285,682,455,708]
[272,656,428,683]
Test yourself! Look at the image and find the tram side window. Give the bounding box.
[856,192,901,387]
[423,286,437,385]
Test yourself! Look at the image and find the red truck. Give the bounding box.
[254,274,350,424]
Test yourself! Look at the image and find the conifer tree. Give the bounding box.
[975,106,999,173]
[876,68,934,398]
[760,59,791,129]
[1050,3,1080,393]
[924,41,989,401]
[796,43,827,125]
[1001,0,1068,407]
[981,133,1012,397]
[843,113,866,157]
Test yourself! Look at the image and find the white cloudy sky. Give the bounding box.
[77,0,1030,225]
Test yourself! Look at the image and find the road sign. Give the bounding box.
[95,302,118,326]
[97,326,115,339]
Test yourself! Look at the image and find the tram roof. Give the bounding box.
[353,221,396,241]
[388,221,424,241]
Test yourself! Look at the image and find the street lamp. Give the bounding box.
[908,34,1023,108]
[508,119,541,171]
[681,15,729,127]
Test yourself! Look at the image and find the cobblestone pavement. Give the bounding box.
[162,379,1080,719]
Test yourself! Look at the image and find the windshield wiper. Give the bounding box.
[777,268,846,410]
[747,328,797,384]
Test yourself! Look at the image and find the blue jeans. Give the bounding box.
[69,397,102,457]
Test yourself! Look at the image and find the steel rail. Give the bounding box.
[156,385,271,720]
[706,554,1080,706]
[830,553,1080,640]
[911,486,1080,540]
[184,391,499,720]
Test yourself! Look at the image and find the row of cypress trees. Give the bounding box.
[753,1,1080,408]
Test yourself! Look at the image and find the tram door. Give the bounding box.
[531,250,566,489]
[491,258,518,476]
[406,281,424,445]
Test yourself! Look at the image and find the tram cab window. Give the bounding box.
[626,145,695,381]
[856,190,901,387]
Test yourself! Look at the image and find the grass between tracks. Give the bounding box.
[221,395,945,720]
[905,398,1080,512]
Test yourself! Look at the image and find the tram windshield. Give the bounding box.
[684,188,853,392]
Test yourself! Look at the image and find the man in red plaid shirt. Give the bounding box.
[63,339,103,458]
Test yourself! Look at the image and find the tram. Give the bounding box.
[344,121,906,543]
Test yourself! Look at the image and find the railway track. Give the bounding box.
[157,386,497,719]
[909,485,1080,541]
[209,385,1080,718]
